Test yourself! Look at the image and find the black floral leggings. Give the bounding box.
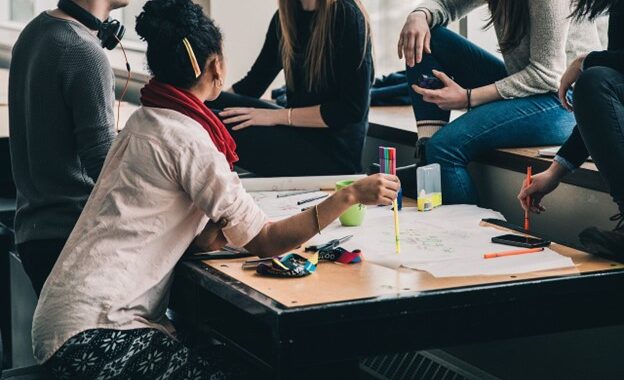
[45,328,244,379]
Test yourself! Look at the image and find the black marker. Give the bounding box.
[297,193,329,206]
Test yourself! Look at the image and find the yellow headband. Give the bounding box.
[182,37,201,78]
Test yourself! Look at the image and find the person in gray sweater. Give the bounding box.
[397,0,602,204]
[8,0,127,296]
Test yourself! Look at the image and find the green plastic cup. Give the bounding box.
[336,180,366,226]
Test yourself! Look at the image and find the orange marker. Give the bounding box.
[524,166,532,231]
[483,247,544,259]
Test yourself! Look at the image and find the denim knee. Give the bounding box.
[405,26,451,78]
[425,131,464,166]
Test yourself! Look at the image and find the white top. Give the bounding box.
[417,0,603,99]
[32,107,268,363]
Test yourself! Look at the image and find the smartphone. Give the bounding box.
[492,234,551,248]
[417,74,444,90]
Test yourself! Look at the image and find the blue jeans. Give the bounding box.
[406,27,576,204]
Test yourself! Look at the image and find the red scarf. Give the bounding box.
[140,79,238,169]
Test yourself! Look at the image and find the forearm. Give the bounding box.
[288,106,328,128]
[545,160,570,181]
[470,83,502,107]
[192,229,227,252]
[245,188,356,257]
[412,8,432,26]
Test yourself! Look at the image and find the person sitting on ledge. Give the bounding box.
[519,0,624,260]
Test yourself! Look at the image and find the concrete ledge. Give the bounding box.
[481,148,605,193]
[368,106,417,146]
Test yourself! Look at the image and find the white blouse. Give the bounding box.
[32,106,268,363]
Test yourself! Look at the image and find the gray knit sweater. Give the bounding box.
[417,0,603,98]
[9,12,115,244]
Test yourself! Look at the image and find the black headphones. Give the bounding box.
[57,0,125,50]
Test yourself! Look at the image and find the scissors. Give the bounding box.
[305,235,353,253]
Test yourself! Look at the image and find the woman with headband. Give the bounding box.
[30,0,399,378]
[208,0,373,176]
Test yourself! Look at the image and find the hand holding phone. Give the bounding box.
[417,74,445,90]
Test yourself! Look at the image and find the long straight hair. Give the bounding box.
[278,0,370,92]
[571,0,621,20]
[484,0,530,53]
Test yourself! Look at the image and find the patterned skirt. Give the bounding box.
[45,328,245,379]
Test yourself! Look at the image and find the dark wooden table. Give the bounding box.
[171,223,624,379]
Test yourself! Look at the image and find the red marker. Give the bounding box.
[524,166,532,231]
[484,247,544,259]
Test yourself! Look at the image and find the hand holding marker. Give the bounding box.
[379,146,401,254]
[524,166,532,231]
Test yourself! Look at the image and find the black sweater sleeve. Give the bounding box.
[320,3,373,129]
[558,2,624,168]
[556,126,590,169]
[584,49,624,72]
[232,13,283,98]
[583,2,624,73]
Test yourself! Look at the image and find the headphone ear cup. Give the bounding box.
[99,19,126,50]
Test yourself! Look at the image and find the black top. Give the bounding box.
[557,2,624,168]
[584,2,624,72]
[232,0,373,173]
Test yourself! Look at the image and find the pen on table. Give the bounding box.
[483,247,544,259]
[524,166,532,232]
[277,189,318,198]
[297,193,329,205]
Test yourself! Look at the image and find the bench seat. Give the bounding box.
[367,106,605,193]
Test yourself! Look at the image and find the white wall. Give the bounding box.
[362,0,423,76]
[466,5,500,58]
[206,1,494,89]
[210,0,283,89]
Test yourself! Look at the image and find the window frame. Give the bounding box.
[0,1,211,78]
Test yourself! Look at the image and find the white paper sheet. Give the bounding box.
[241,175,365,192]
[251,191,329,220]
[303,205,576,277]
[249,191,576,277]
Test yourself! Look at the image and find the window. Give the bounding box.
[8,0,55,22]
[362,0,418,76]
[118,0,148,43]
[3,0,146,43]
[362,1,498,76]
[8,0,34,22]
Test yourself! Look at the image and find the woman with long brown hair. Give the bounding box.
[208,0,373,176]
[396,0,602,204]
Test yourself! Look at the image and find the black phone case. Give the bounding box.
[491,236,551,249]
[417,74,444,90]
